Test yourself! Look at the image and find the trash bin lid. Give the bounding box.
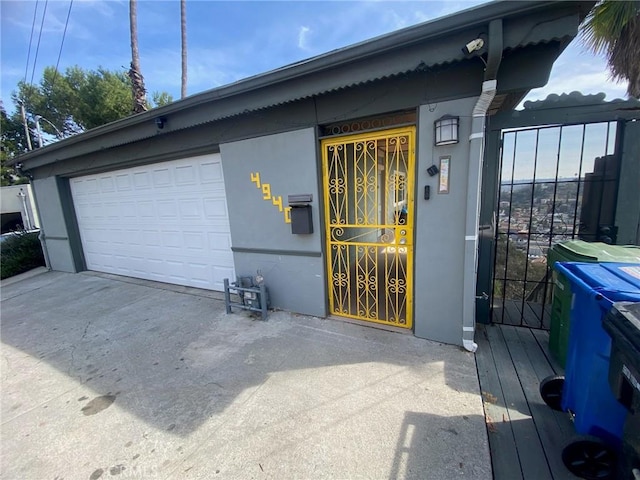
[554,262,640,304]
[550,240,640,264]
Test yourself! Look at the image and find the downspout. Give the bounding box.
[462,19,502,352]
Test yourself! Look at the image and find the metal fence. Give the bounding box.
[490,121,620,329]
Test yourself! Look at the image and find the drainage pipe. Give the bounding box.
[462,19,502,352]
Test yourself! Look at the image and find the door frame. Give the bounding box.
[320,126,416,329]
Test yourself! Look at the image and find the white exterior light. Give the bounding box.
[434,115,459,146]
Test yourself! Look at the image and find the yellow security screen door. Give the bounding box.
[322,127,415,328]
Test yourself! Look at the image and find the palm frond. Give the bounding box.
[608,13,640,97]
[580,1,639,55]
[580,0,640,97]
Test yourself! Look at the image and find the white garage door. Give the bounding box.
[70,153,235,291]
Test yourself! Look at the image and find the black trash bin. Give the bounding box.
[603,301,640,479]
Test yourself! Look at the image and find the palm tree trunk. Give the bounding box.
[181,0,187,99]
[129,0,147,114]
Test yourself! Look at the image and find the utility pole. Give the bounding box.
[19,101,33,151]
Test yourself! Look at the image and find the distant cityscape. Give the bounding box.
[497,179,583,261]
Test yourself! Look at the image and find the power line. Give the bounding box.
[51,0,74,92]
[29,0,49,87]
[23,1,39,85]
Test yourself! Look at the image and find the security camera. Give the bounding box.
[462,38,484,55]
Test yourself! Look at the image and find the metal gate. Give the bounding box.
[321,127,415,328]
[489,120,620,328]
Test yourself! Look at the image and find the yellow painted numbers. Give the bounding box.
[250,172,261,187]
[250,172,291,224]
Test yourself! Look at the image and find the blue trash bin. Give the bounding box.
[553,262,640,448]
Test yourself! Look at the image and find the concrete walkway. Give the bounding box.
[1,271,491,480]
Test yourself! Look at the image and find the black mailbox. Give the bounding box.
[288,194,313,234]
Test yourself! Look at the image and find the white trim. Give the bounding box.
[465,235,477,241]
[469,132,484,140]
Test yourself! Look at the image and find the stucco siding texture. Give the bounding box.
[220,128,327,317]
[414,97,479,345]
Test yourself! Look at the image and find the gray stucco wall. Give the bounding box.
[220,128,327,317]
[413,97,479,345]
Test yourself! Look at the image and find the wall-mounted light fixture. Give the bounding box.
[434,115,459,146]
[155,117,167,129]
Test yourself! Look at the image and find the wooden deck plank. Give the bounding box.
[530,328,565,376]
[517,327,577,441]
[504,300,523,326]
[524,301,544,329]
[514,328,576,441]
[484,325,553,480]
[503,326,579,479]
[475,325,523,480]
[513,328,575,439]
[526,301,552,330]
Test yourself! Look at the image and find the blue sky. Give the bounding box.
[0,0,630,117]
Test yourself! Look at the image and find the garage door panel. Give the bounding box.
[199,161,223,183]
[120,201,137,218]
[182,231,205,250]
[99,176,116,193]
[178,200,200,219]
[175,165,196,185]
[71,153,234,291]
[133,171,152,189]
[203,198,229,218]
[157,200,178,218]
[104,202,120,219]
[115,174,132,191]
[152,168,171,187]
[213,266,235,288]
[74,178,98,195]
[163,231,182,249]
[137,201,156,219]
[208,233,231,251]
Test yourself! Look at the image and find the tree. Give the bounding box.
[151,91,174,107]
[129,0,147,114]
[181,0,188,99]
[492,234,547,301]
[0,105,30,185]
[581,0,640,98]
[15,66,132,137]
[12,66,173,139]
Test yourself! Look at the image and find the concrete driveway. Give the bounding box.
[1,271,491,480]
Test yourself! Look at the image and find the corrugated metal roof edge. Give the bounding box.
[14,0,587,164]
[40,34,574,153]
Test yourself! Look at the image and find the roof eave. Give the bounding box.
[14,0,593,167]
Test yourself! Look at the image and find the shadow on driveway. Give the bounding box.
[1,271,490,479]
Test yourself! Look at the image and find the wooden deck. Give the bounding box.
[492,299,553,329]
[476,324,580,480]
